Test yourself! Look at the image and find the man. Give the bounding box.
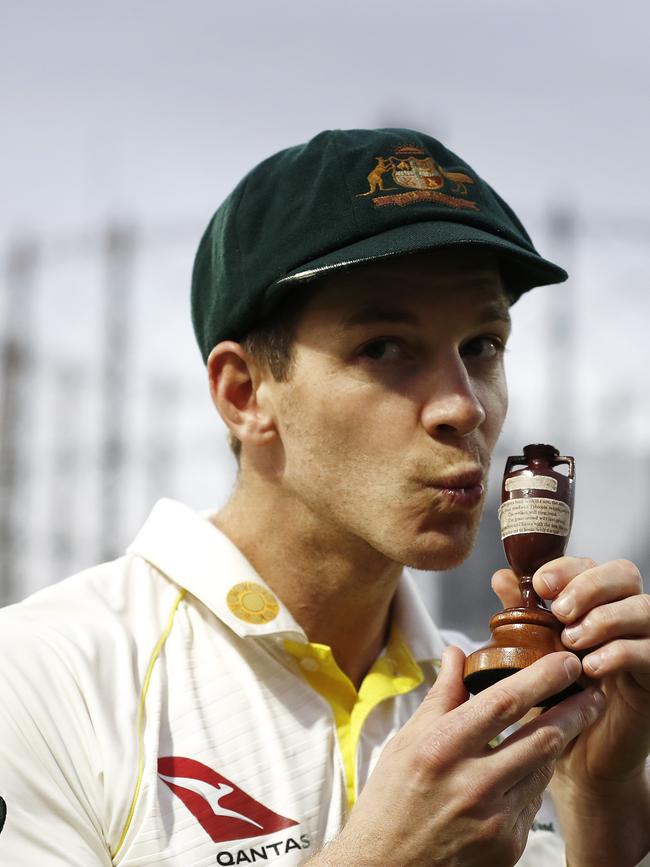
[0,128,649,866]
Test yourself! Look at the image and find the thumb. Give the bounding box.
[421,645,468,718]
[491,568,522,609]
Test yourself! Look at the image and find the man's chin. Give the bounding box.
[403,546,473,572]
[398,525,480,572]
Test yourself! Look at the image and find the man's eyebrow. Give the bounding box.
[477,300,512,327]
[340,305,420,330]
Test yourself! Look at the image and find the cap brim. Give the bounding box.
[268,219,567,305]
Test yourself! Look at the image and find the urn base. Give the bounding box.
[462,606,583,708]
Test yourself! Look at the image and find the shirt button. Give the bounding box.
[300,657,320,672]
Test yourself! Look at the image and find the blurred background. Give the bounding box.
[1,0,649,637]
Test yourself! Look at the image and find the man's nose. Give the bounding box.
[420,356,487,438]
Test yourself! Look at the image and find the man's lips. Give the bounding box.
[424,470,485,508]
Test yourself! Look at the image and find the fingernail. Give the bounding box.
[563,655,581,681]
[584,652,602,674]
[539,571,559,594]
[553,592,575,618]
[563,623,582,645]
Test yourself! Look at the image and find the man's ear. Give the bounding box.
[207,342,277,448]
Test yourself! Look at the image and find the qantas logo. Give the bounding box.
[157,775,264,831]
[157,757,299,843]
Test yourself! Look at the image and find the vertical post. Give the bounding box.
[98,224,136,562]
[0,240,38,605]
[50,361,84,578]
[546,207,578,443]
[145,373,179,507]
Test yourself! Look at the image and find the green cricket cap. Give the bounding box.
[192,127,567,361]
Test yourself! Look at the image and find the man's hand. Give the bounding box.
[309,646,605,867]
[494,557,650,786]
[493,557,650,865]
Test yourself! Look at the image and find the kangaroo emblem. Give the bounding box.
[357,157,397,196]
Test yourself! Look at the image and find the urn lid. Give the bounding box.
[522,443,559,462]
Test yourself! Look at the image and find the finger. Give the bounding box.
[444,651,584,751]
[493,685,607,791]
[535,559,643,624]
[503,765,551,818]
[582,637,650,689]
[510,789,546,864]
[491,569,522,609]
[532,556,599,600]
[419,645,469,718]
[561,594,650,652]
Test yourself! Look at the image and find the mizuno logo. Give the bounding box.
[157,757,299,844]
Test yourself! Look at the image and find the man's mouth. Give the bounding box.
[425,470,485,509]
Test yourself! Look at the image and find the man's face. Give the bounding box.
[263,249,510,571]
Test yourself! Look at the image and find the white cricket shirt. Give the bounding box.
[0,499,575,865]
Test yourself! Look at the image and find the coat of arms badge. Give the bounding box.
[358,144,479,210]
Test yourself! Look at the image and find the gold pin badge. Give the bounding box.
[226,582,280,624]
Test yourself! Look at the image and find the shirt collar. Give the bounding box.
[127,498,447,664]
[127,498,306,641]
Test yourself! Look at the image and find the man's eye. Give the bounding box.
[360,339,404,361]
[462,336,505,359]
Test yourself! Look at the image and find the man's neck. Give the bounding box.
[212,479,403,689]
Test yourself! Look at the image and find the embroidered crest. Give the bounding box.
[358,144,479,210]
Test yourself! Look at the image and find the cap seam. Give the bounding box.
[331,131,362,235]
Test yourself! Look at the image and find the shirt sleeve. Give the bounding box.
[0,620,113,866]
